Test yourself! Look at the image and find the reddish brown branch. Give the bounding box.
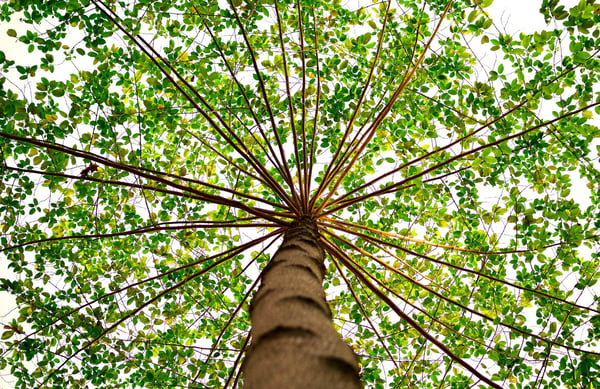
[10,229,284,368]
[313,1,454,216]
[91,0,298,213]
[320,236,504,389]
[1,164,289,212]
[2,219,274,253]
[309,0,390,209]
[322,98,600,216]
[323,219,600,315]
[273,0,303,205]
[0,132,289,224]
[331,256,401,372]
[224,0,299,203]
[200,17,292,196]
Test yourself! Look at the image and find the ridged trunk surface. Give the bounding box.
[242,217,361,389]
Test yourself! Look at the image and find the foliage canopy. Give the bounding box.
[1,0,600,387]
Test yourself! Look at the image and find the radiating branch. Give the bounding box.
[33,226,283,388]
[321,226,449,295]
[320,236,504,389]
[1,164,289,212]
[321,100,600,216]
[331,255,401,372]
[201,237,279,367]
[91,0,297,213]
[199,17,291,195]
[306,7,323,205]
[225,0,299,204]
[313,1,454,216]
[309,0,392,210]
[223,334,249,389]
[2,230,284,363]
[322,217,527,255]
[325,231,600,355]
[0,132,289,224]
[273,0,304,210]
[296,0,309,214]
[2,219,274,253]
[324,219,600,315]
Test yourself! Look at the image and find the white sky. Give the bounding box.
[0,0,598,388]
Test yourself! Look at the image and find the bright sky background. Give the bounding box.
[0,0,597,387]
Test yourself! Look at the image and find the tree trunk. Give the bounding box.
[242,217,361,389]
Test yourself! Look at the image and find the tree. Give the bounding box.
[1,0,599,387]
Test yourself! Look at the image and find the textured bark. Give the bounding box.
[242,217,361,389]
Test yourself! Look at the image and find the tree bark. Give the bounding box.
[242,217,361,389]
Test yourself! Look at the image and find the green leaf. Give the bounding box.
[574,51,590,63]
[476,0,494,8]
[1,331,13,340]
[468,10,478,23]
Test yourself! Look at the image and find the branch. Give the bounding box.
[199,17,292,198]
[320,236,504,389]
[0,132,290,224]
[2,230,284,364]
[296,0,309,213]
[2,219,274,253]
[313,1,454,216]
[33,226,285,388]
[324,220,600,315]
[223,334,249,389]
[331,255,401,372]
[309,0,392,210]
[322,217,527,255]
[1,164,289,212]
[91,0,297,213]
[321,100,600,216]
[273,0,304,210]
[224,0,298,201]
